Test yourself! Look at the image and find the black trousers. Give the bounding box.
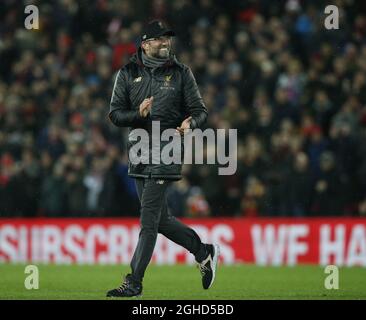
[130,178,207,283]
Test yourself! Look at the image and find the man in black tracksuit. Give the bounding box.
[107,21,220,298]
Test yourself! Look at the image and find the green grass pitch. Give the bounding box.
[1,264,366,300]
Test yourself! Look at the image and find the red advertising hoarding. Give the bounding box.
[0,218,365,266]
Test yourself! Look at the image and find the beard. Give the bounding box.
[152,47,170,59]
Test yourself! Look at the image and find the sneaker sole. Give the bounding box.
[107,293,143,298]
[207,244,220,289]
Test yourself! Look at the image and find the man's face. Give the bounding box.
[143,36,172,58]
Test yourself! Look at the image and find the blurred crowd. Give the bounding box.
[1,0,366,218]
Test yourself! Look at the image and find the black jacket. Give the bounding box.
[109,48,208,180]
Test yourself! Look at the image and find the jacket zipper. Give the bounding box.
[148,68,154,116]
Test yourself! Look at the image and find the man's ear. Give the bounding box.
[141,42,147,52]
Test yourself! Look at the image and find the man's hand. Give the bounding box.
[139,96,153,117]
[176,116,192,135]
